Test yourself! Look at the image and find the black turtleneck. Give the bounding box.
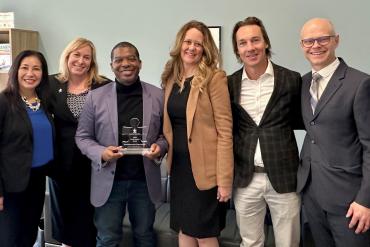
[115,78,145,181]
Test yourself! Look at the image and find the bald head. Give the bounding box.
[300,18,339,71]
[300,18,336,39]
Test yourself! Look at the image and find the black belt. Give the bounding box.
[254,166,266,173]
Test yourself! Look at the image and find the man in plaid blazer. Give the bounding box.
[228,17,303,247]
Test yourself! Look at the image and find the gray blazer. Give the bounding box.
[75,81,168,207]
[297,58,370,214]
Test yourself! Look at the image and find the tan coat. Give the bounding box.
[163,70,234,190]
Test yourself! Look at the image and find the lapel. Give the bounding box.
[55,81,78,122]
[230,68,243,104]
[19,105,34,138]
[141,81,152,139]
[163,79,174,139]
[186,82,200,138]
[229,68,256,126]
[260,63,283,124]
[312,59,346,118]
[106,83,119,144]
[302,73,313,118]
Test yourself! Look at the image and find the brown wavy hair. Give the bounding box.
[161,20,221,91]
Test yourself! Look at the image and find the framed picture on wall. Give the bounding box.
[208,26,221,51]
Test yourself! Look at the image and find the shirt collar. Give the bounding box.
[312,57,340,78]
[242,59,274,81]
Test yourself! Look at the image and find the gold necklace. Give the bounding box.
[21,96,41,111]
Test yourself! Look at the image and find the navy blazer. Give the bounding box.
[298,58,370,214]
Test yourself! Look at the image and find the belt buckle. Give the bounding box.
[254,166,265,173]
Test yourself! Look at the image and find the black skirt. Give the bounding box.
[48,155,96,246]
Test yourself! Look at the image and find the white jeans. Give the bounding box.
[234,173,300,247]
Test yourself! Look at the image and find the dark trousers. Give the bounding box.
[303,186,370,247]
[0,166,46,247]
[94,180,156,247]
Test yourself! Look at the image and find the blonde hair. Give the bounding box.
[56,37,105,85]
[161,20,221,91]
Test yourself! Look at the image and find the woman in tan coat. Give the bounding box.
[162,20,233,247]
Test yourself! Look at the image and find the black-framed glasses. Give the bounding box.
[301,35,336,48]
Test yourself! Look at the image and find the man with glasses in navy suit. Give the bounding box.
[297,18,370,247]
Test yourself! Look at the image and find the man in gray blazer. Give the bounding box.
[298,18,370,246]
[76,41,167,247]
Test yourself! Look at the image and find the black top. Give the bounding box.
[48,75,110,176]
[167,80,192,157]
[115,78,145,181]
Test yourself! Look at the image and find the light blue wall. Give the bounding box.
[1,0,370,148]
[1,0,369,79]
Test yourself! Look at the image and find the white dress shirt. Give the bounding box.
[240,60,274,167]
[312,57,340,99]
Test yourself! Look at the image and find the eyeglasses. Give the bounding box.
[301,35,336,48]
[183,39,203,48]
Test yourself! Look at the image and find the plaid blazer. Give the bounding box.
[228,63,303,193]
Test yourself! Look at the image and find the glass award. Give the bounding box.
[121,118,150,155]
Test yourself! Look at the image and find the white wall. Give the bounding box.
[1,0,369,80]
[1,0,370,147]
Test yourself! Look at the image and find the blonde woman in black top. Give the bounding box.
[48,38,109,247]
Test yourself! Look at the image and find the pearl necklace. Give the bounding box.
[21,96,41,111]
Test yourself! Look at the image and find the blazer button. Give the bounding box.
[311,139,315,144]
[188,138,192,143]
[310,121,315,126]
[111,171,115,175]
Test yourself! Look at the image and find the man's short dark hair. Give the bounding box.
[110,41,140,61]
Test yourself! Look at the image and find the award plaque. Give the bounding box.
[121,118,150,155]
